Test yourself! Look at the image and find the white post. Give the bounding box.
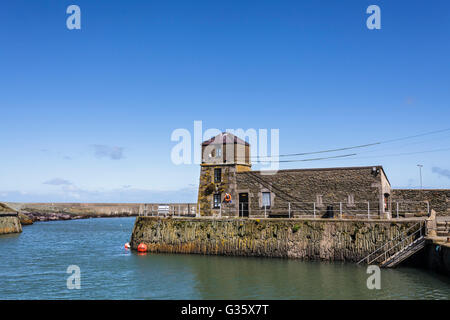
[396,202,399,219]
[288,202,291,219]
[367,201,370,219]
[264,205,267,218]
[313,202,316,218]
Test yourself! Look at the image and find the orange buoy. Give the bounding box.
[124,242,130,250]
[137,243,148,252]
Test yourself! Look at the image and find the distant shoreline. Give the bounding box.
[2,202,141,224]
[21,211,138,222]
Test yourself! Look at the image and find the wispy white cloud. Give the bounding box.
[432,166,450,179]
[92,144,124,160]
[43,178,73,186]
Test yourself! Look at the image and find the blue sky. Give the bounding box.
[1,0,449,202]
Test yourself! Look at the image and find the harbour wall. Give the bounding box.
[423,242,450,275]
[130,217,418,262]
[0,215,22,235]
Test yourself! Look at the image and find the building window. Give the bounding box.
[216,147,222,157]
[316,195,323,206]
[214,168,222,183]
[348,194,355,205]
[262,192,271,208]
[213,193,221,209]
[384,193,390,211]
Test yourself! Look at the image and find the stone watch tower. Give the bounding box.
[197,132,251,216]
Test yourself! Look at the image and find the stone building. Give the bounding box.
[197,133,395,218]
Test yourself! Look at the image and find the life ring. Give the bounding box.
[137,243,148,252]
[224,193,232,203]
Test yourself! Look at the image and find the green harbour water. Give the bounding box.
[0,217,449,300]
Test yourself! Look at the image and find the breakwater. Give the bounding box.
[0,215,22,235]
[130,217,418,262]
[4,202,141,221]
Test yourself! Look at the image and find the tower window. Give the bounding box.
[214,168,222,183]
[216,147,222,157]
[213,193,221,209]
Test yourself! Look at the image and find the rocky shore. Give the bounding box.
[0,203,22,234]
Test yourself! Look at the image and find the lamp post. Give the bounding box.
[417,164,423,189]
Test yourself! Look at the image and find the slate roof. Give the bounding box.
[202,132,250,146]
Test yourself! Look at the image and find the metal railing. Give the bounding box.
[138,200,430,220]
[212,201,383,219]
[393,201,430,218]
[357,220,425,265]
[212,201,429,219]
[139,203,198,217]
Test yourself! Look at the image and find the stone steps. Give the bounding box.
[436,222,450,241]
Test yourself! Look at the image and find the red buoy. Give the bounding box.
[137,243,148,252]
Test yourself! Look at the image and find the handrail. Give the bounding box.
[357,220,425,265]
[380,235,425,266]
[369,224,424,265]
[358,221,422,264]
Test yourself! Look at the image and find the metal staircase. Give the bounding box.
[357,221,426,268]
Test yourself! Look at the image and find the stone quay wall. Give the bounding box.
[423,242,450,276]
[130,217,418,262]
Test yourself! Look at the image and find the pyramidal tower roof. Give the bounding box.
[201,132,250,146]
